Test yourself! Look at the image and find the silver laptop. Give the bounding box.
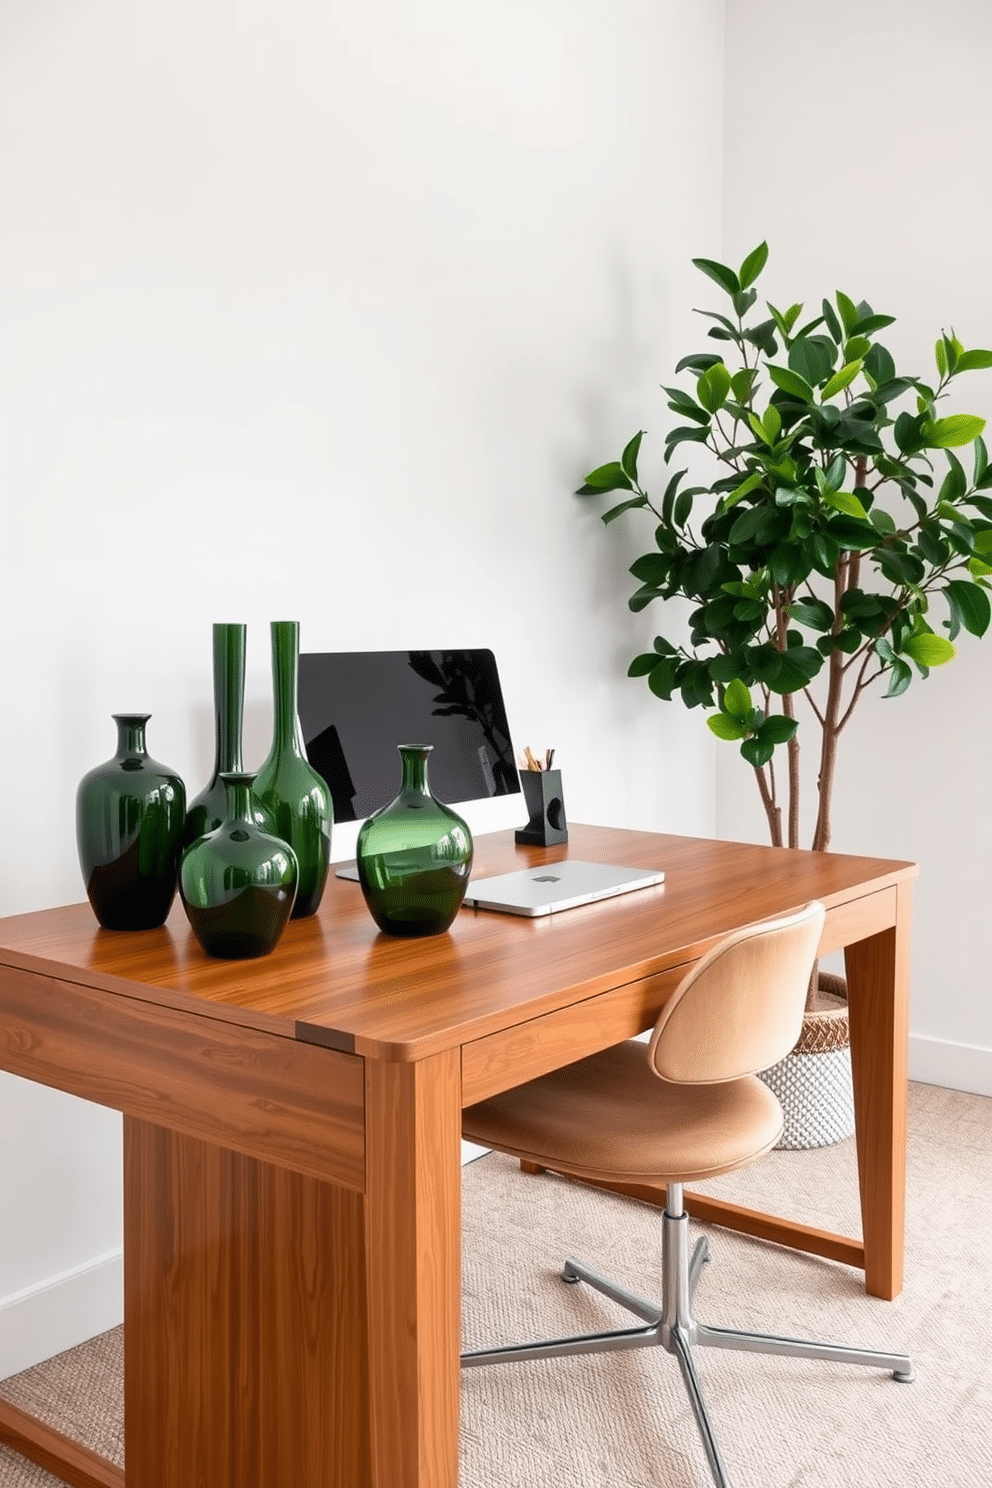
[464,860,665,917]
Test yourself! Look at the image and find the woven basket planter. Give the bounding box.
[758,973,855,1150]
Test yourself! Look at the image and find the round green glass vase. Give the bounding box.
[75,713,187,931]
[180,772,298,959]
[183,622,246,848]
[357,744,473,937]
[253,620,332,918]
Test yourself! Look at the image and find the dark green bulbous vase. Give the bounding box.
[183,622,246,848]
[357,744,473,937]
[76,713,187,931]
[253,620,332,919]
[180,772,298,959]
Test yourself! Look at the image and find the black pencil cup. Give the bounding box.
[515,769,568,847]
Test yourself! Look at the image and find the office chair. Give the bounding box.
[461,901,914,1488]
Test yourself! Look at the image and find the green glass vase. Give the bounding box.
[180,772,298,959]
[76,713,187,930]
[183,622,246,848]
[253,620,333,918]
[357,744,473,937]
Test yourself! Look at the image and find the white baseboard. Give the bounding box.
[909,1033,992,1098]
[0,1248,123,1380]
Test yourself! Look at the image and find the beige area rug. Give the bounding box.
[1,1081,989,1487]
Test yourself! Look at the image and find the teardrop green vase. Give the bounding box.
[357,744,473,936]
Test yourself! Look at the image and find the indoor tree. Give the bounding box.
[579,242,992,856]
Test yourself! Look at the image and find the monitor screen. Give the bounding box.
[297,648,520,823]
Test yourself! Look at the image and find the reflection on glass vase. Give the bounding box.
[357,744,473,937]
[180,772,298,959]
[253,620,332,918]
[75,713,187,931]
[183,622,246,848]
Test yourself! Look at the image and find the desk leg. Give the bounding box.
[364,1050,462,1488]
[845,879,912,1300]
[123,1117,371,1487]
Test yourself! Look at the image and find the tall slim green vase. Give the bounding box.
[357,744,473,936]
[76,713,187,930]
[183,622,246,847]
[253,620,332,918]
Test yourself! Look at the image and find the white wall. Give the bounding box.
[720,0,992,1093]
[0,0,725,1370]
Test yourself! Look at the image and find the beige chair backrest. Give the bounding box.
[648,901,826,1085]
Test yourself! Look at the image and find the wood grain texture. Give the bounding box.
[0,964,365,1189]
[364,1051,462,1488]
[846,877,912,1299]
[0,1398,123,1488]
[0,825,917,1062]
[123,1117,371,1488]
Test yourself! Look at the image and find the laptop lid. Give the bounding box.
[464,860,665,918]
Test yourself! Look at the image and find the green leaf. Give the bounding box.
[724,471,764,509]
[864,343,896,387]
[835,291,859,335]
[925,415,987,449]
[820,360,863,400]
[883,657,913,697]
[820,298,843,342]
[935,339,948,377]
[646,658,679,698]
[661,468,687,527]
[766,364,816,401]
[851,312,896,336]
[954,349,992,372]
[843,336,872,361]
[944,579,992,637]
[763,403,782,443]
[974,436,989,486]
[822,488,869,519]
[620,431,643,482]
[785,334,844,386]
[628,653,660,677]
[697,362,732,413]
[723,678,752,719]
[708,713,747,741]
[673,487,695,527]
[674,353,722,375]
[758,714,799,745]
[903,632,956,667]
[692,256,741,295]
[740,735,775,768]
[601,496,649,524]
[738,241,769,289]
[579,461,633,493]
[787,598,834,630]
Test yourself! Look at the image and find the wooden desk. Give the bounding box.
[0,824,915,1488]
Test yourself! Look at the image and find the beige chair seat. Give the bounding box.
[463,1039,784,1184]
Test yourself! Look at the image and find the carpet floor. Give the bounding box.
[1,1080,989,1486]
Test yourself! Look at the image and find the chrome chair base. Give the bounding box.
[462,1185,914,1488]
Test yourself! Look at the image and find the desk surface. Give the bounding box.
[0,822,916,1061]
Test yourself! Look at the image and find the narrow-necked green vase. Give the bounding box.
[180,772,298,959]
[76,713,187,930]
[183,622,246,848]
[357,744,473,936]
[253,620,332,918]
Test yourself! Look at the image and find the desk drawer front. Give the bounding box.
[461,967,685,1107]
[0,963,366,1191]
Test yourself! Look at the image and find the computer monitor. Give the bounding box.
[297,648,520,826]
